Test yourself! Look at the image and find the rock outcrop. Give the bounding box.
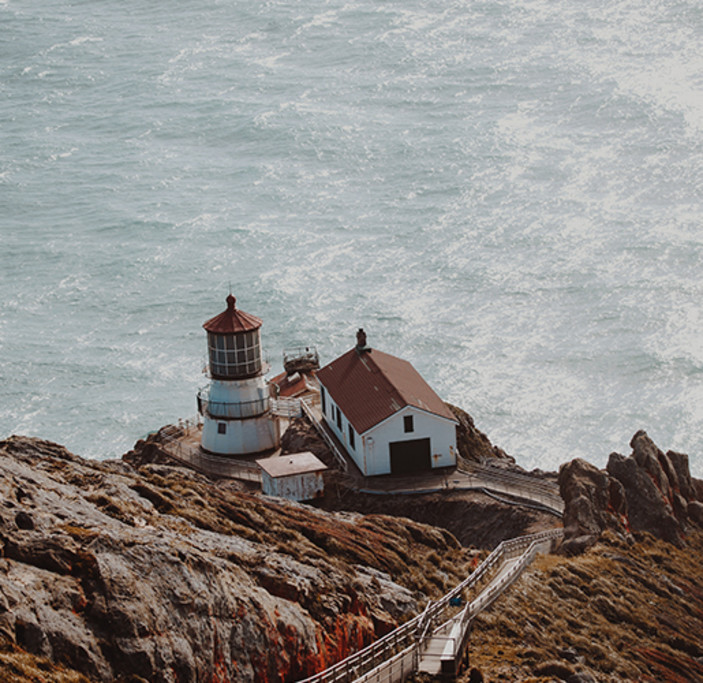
[446,403,515,464]
[0,435,470,683]
[559,431,703,554]
[279,418,334,466]
[558,458,631,555]
[607,430,695,547]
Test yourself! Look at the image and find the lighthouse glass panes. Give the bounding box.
[207,330,261,379]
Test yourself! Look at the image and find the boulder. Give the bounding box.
[558,458,631,554]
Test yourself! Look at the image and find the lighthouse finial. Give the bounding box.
[226,293,236,310]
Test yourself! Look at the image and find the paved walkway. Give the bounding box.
[158,412,563,516]
[349,465,563,516]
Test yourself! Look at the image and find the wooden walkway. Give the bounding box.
[296,528,563,683]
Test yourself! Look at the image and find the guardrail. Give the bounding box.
[457,463,563,514]
[197,390,270,419]
[436,530,560,676]
[158,420,262,482]
[295,528,563,683]
[271,397,303,418]
[300,397,349,473]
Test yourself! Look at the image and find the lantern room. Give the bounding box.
[204,294,263,379]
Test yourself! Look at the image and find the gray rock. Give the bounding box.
[0,434,448,683]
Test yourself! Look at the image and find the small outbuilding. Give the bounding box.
[256,451,327,501]
[316,330,458,477]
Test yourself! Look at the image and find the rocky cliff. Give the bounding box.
[558,430,703,555]
[2,425,702,683]
[0,436,471,683]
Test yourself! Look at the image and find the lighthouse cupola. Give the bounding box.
[198,294,280,456]
[203,294,263,380]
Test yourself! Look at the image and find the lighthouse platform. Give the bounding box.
[157,418,292,482]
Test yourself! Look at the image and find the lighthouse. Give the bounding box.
[197,294,280,455]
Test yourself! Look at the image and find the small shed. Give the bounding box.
[256,451,327,502]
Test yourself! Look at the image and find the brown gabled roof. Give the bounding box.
[203,294,262,334]
[317,346,457,434]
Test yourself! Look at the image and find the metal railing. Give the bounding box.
[295,527,563,683]
[271,397,303,418]
[433,530,560,676]
[158,419,262,482]
[197,390,270,420]
[457,462,564,514]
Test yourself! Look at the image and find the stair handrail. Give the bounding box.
[294,528,562,683]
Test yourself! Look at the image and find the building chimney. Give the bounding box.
[356,328,370,353]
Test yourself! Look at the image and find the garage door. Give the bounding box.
[389,437,431,474]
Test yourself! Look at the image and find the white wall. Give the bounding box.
[262,471,324,501]
[320,391,365,473]
[202,413,280,455]
[320,389,456,476]
[362,406,456,476]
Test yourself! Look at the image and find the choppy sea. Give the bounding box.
[1,0,702,475]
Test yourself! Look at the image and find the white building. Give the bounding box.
[197,294,280,455]
[316,330,458,477]
[257,451,327,501]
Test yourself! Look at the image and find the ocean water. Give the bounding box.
[1,0,702,476]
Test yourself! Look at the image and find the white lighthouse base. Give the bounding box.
[201,413,280,456]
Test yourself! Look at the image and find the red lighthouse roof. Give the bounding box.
[202,294,262,334]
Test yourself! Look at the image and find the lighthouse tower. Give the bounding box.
[198,294,280,455]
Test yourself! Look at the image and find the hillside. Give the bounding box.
[0,435,473,682]
[467,529,703,682]
[0,422,701,682]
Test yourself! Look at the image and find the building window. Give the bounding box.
[321,386,327,415]
[336,406,342,430]
[218,422,227,434]
[208,330,262,378]
[348,425,355,450]
[404,415,414,433]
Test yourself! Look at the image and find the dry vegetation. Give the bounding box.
[129,465,475,599]
[465,530,703,682]
[0,637,91,683]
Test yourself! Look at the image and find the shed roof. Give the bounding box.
[270,370,311,398]
[317,346,457,434]
[203,294,262,334]
[256,451,327,478]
